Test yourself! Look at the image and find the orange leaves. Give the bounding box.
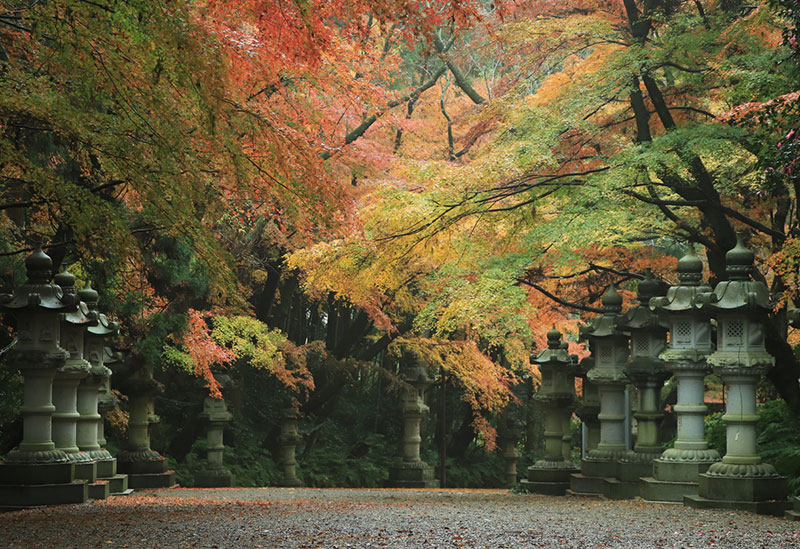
[184,309,236,397]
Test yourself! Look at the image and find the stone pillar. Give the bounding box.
[617,271,670,485]
[387,352,438,488]
[277,406,303,486]
[0,249,88,507]
[685,234,790,515]
[570,285,630,498]
[496,403,522,488]
[575,354,600,454]
[117,360,176,489]
[641,249,720,502]
[522,328,578,495]
[52,270,96,485]
[196,397,235,487]
[75,282,129,497]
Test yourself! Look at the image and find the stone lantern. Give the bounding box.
[387,351,438,488]
[116,357,176,489]
[52,270,97,483]
[574,353,600,455]
[570,285,630,498]
[617,271,670,486]
[277,405,304,486]
[196,397,235,487]
[0,248,87,506]
[496,402,523,488]
[685,234,789,514]
[641,248,719,502]
[785,309,800,520]
[522,328,578,495]
[75,283,118,488]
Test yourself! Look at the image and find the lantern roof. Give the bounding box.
[696,233,770,313]
[621,271,668,332]
[79,282,120,336]
[651,248,712,314]
[0,248,79,312]
[57,268,97,326]
[580,285,625,341]
[533,327,571,365]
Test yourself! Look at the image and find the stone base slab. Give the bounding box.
[603,478,639,500]
[653,459,714,483]
[684,495,792,516]
[126,470,176,489]
[101,474,129,494]
[520,479,570,496]
[96,458,117,478]
[387,462,438,488]
[527,466,577,484]
[195,469,235,488]
[582,459,616,478]
[698,473,788,502]
[88,480,110,500]
[0,462,75,486]
[0,480,87,508]
[640,476,698,503]
[569,473,606,495]
[118,456,169,475]
[74,461,98,482]
[616,460,653,483]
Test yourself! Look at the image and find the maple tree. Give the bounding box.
[2,0,799,486]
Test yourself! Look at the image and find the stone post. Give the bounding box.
[575,354,600,454]
[617,271,670,485]
[0,249,88,507]
[117,358,176,489]
[52,270,96,484]
[641,249,720,502]
[496,403,522,488]
[278,405,303,486]
[75,282,127,499]
[196,397,235,487]
[522,328,578,495]
[685,234,790,515]
[570,285,631,498]
[387,352,438,488]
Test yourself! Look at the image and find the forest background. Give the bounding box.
[1,0,800,489]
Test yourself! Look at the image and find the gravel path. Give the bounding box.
[2,488,799,548]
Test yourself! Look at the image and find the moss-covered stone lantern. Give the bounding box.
[387,351,438,488]
[277,405,304,487]
[570,285,630,497]
[617,271,670,486]
[196,397,235,487]
[0,249,87,506]
[685,234,790,515]
[641,249,719,502]
[522,328,578,495]
[52,269,97,482]
[574,352,600,455]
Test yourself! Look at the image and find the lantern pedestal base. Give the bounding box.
[521,463,577,495]
[118,454,175,489]
[640,477,699,502]
[386,461,438,488]
[640,458,716,502]
[195,467,235,488]
[0,480,88,508]
[88,480,110,500]
[785,497,800,520]
[615,457,655,483]
[684,473,791,516]
[0,461,75,485]
[95,457,116,478]
[74,461,98,482]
